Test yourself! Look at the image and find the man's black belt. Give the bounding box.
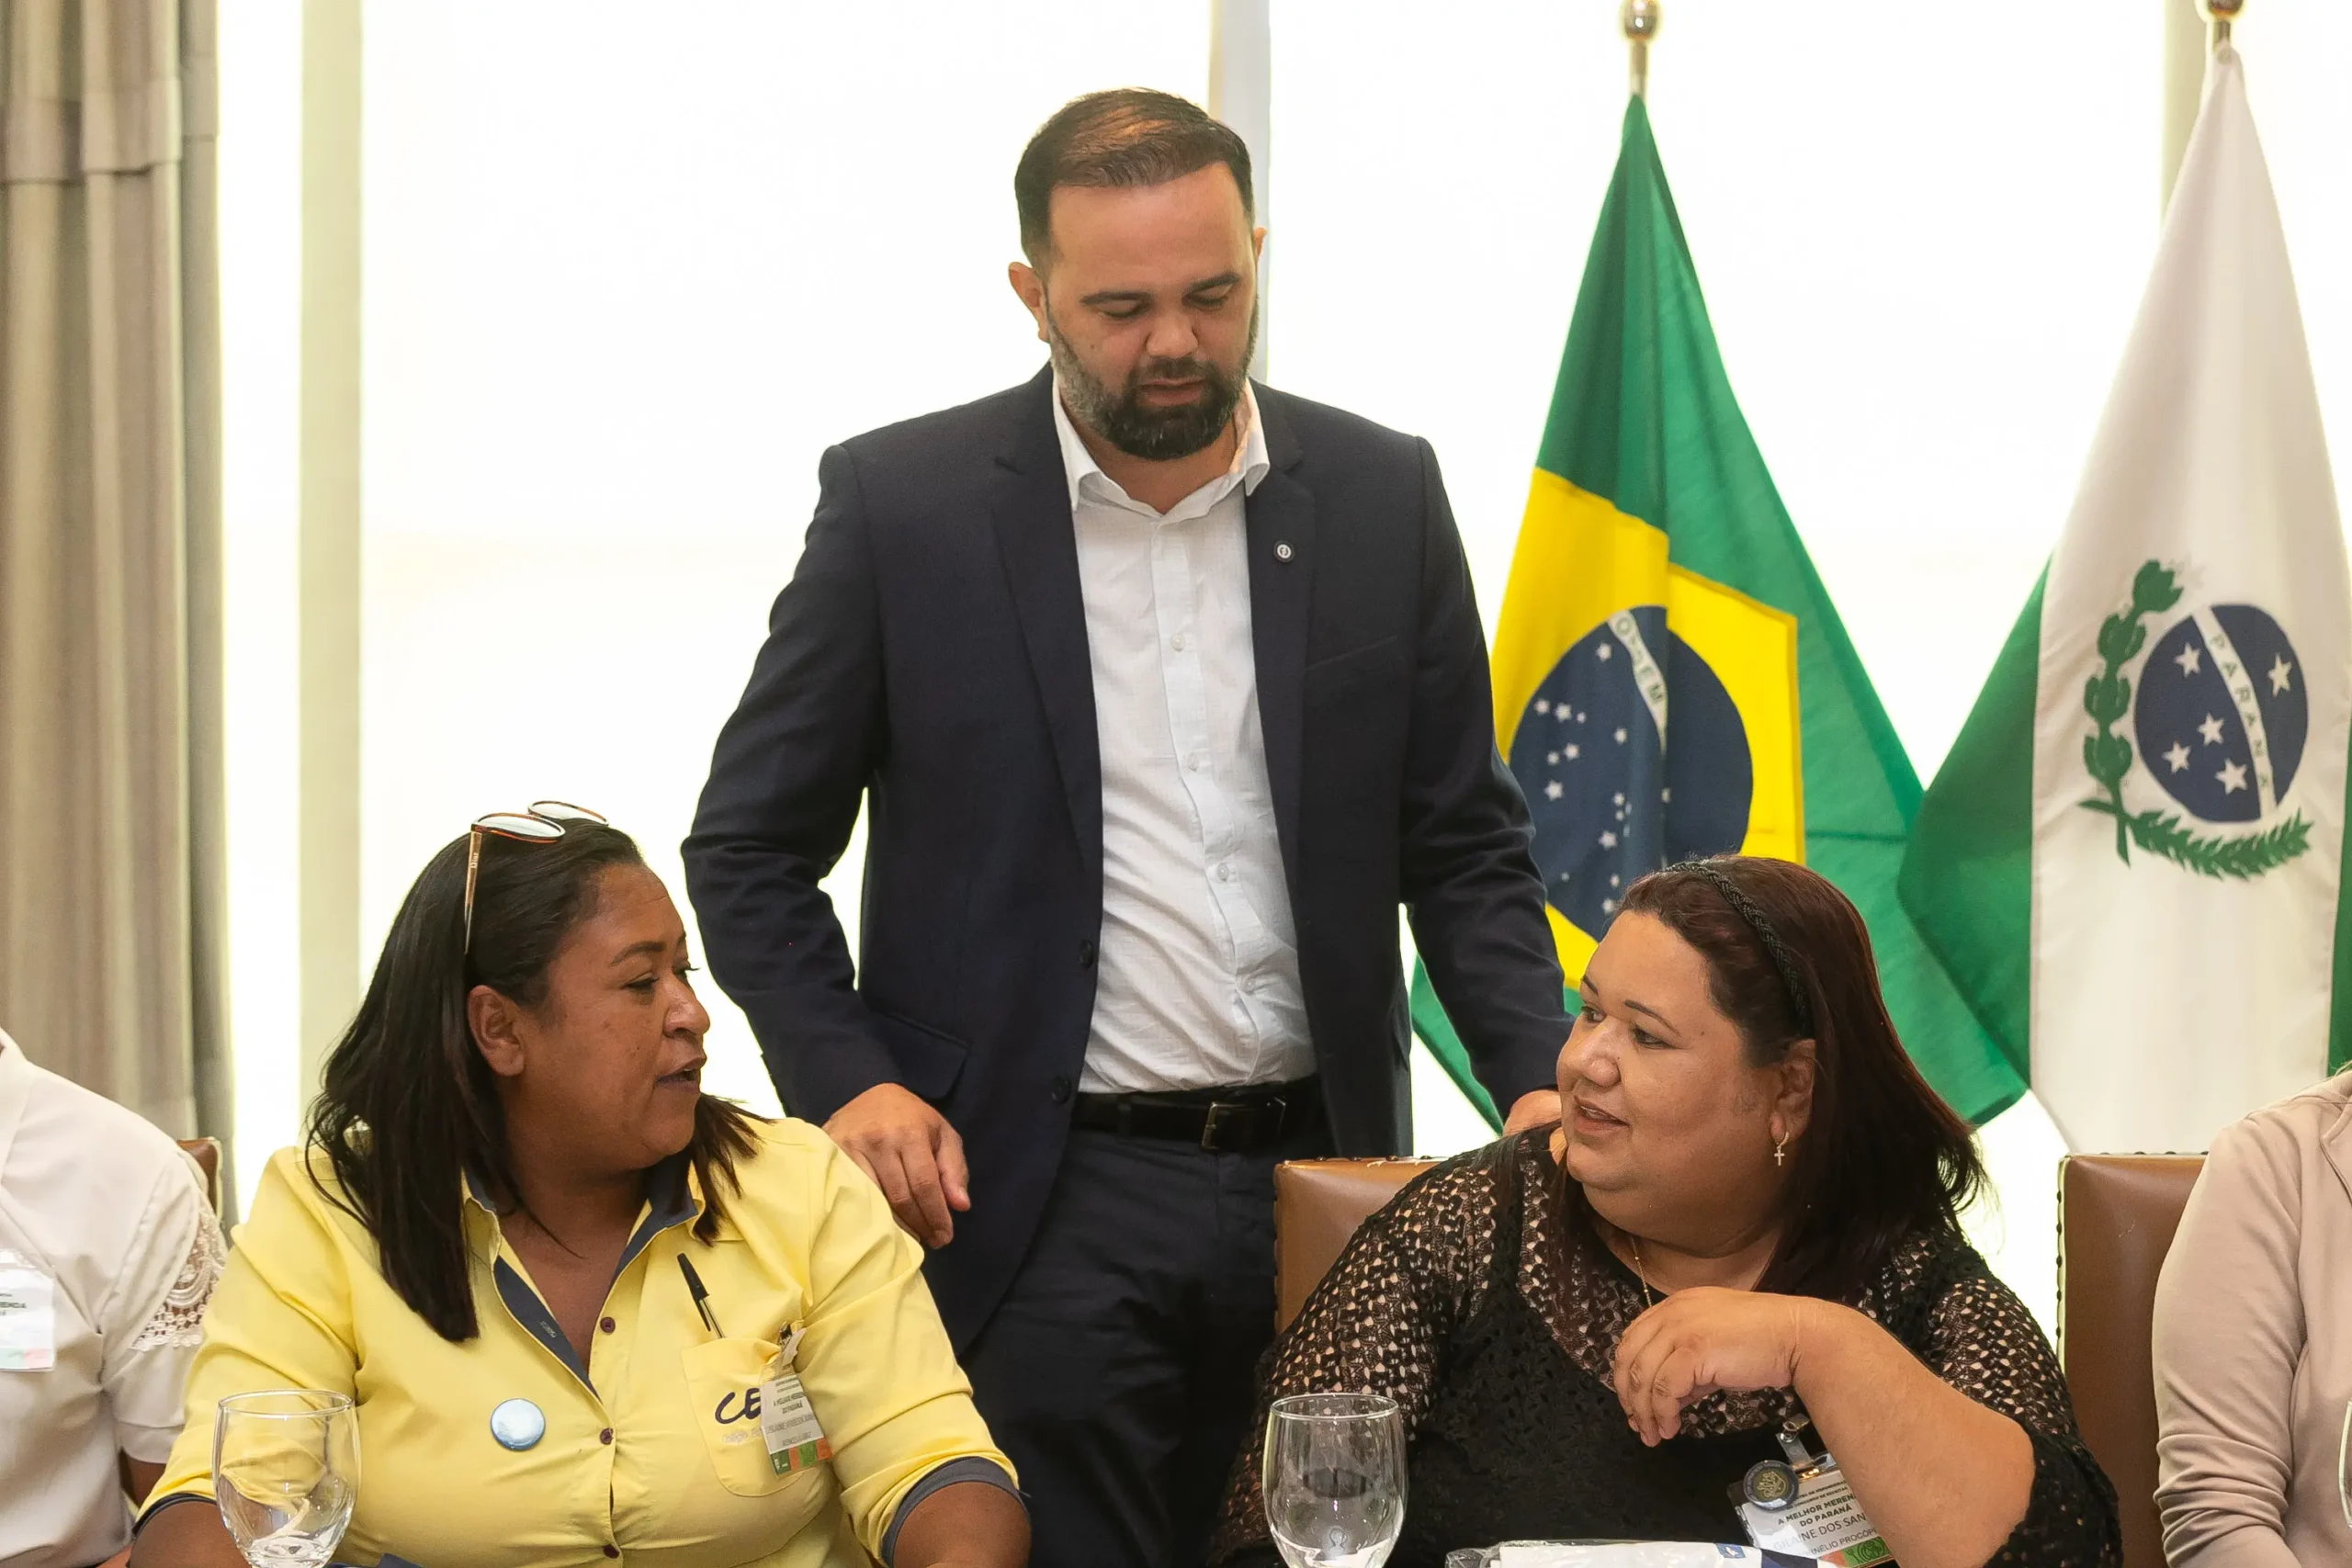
[1069,1077,1321,1153]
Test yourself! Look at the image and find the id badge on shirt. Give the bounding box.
[0,1250,57,1371]
[758,1326,832,1474]
[1736,1418,1893,1566]
[1738,1460,1892,1565]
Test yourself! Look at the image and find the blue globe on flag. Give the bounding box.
[1507,605,1753,938]
[2132,604,2307,825]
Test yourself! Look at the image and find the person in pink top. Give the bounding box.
[2155,1072,2352,1565]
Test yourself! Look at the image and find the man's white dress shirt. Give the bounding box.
[0,1030,222,1568]
[1053,381,1317,1094]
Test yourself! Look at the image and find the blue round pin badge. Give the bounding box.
[490,1397,546,1450]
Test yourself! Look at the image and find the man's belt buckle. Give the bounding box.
[1201,1096,1283,1151]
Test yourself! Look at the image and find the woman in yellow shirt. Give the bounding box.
[131,808,1025,1568]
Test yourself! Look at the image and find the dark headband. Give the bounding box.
[1664,860,1815,1037]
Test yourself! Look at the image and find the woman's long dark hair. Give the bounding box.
[305,819,762,1341]
[1591,855,1987,1303]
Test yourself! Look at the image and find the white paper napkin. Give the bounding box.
[1494,1545,1811,1568]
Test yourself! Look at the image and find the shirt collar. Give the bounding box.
[1049,374,1271,516]
[462,1150,703,1243]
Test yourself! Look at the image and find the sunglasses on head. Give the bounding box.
[464,800,609,953]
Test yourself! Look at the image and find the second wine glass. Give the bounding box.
[1262,1392,1407,1568]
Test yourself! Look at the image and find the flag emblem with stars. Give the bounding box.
[1507,604,1752,935]
[2074,559,2314,877]
[2134,602,2306,825]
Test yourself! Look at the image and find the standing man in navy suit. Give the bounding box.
[685,89,1567,1568]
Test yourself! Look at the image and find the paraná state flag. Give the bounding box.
[1899,50,2350,1155]
[1413,96,2021,1129]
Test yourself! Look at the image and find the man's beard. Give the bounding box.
[1046,299,1258,462]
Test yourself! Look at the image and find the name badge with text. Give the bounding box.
[1739,1457,1893,1566]
[0,1251,57,1371]
[759,1326,832,1474]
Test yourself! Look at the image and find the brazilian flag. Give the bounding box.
[1412,96,2021,1130]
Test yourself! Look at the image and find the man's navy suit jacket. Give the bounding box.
[684,367,1567,1348]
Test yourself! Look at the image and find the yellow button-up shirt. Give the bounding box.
[149,1118,1012,1567]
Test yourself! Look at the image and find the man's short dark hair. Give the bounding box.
[1015,89,1254,265]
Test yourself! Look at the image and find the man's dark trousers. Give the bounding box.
[961,1103,1332,1568]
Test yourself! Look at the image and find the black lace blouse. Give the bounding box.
[1211,1131,2119,1567]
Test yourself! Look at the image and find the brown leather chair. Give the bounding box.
[178,1135,223,1213]
[1273,1157,1435,1329]
[2057,1153,2205,1568]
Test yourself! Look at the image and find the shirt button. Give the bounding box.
[1078,939,1096,969]
[1050,1076,1072,1104]
[1171,633,1191,651]
[598,1316,616,1334]
[1216,863,1235,882]
[599,1427,614,1445]
[1187,752,1206,771]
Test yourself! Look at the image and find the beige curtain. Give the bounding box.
[0,0,229,1168]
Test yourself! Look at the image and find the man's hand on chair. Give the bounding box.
[823,1084,970,1247]
[1502,1089,1563,1136]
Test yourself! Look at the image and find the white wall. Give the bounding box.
[2253,2,2352,521]
[350,2,1212,1127]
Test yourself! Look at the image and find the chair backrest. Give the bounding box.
[178,1136,223,1214]
[1273,1157,1436,1330]
[2057,1153,2204,1568]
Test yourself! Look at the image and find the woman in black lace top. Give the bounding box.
[1214,858,2120,1568]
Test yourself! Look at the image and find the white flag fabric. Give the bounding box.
[1903,49,2350,1154]
[2032,50,2349,1152]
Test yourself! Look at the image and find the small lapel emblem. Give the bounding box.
[1274,541,1295,562]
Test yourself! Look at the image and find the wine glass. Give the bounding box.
[1262,1392,1407,1568]
[213,1390,360,1568]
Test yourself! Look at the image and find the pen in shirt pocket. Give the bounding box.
[678,1253,724,1337]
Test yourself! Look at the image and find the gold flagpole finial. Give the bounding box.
[2204,0,2244,54]
[1622,0,1661,98]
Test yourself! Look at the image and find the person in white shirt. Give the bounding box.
[688,87,1570,1568]
[0,1029,223,1568]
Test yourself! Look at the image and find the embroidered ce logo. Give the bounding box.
[714,1385,763,1425]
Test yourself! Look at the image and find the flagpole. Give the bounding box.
[2161,0,2245,209]
[1621,0,1660,98]
[2206,0,2243,53]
